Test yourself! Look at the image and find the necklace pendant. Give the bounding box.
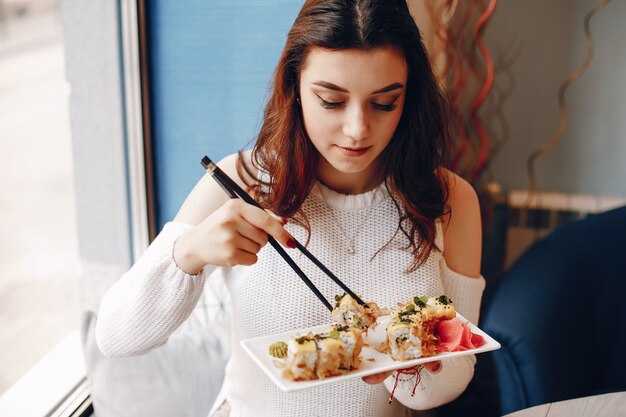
[348,240,356,255]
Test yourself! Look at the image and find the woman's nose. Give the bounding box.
[342,105,370,141]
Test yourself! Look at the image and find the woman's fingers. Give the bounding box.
[235,215,270,248]
[362,361,443,385]
[235,201,294,248]
[233,232,263,255]
[227,248,258,266]
[362,370,393,384]
[265,209,288,226]
[184,199,293,269]
[423,360,442,374]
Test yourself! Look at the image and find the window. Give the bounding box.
[0,0,80,397]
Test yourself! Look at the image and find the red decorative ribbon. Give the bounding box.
[388,365,423,404]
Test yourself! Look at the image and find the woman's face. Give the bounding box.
[299,46,408,194]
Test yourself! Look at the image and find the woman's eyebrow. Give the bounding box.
[311,81,405,95]
[312,81,348,92]
[372,82,404,94]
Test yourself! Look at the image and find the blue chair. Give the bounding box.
[480,206,626,414]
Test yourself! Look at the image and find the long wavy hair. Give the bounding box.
[238,0,452,271]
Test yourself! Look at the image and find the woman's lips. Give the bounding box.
[337,146,370,157]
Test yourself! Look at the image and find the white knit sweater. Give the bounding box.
[96,181,486,417]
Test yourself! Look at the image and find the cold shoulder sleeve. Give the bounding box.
[95,222,217,357]
[435,220,486,325]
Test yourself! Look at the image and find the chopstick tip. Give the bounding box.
[201,156,216,171]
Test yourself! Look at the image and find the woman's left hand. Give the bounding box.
[362,360,442,384]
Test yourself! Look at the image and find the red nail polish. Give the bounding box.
[287,238,296,249]
[280,217,289,225]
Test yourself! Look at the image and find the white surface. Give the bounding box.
[0,330,85,417]
[241,313,500,392]
[503,391,626,417]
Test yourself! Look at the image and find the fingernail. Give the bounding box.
[287,238,296,249]
[280,217,289,225]
[431,362,442,373]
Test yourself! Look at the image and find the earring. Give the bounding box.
[296,97,301,105]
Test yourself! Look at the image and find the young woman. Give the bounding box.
[96,0,485,416]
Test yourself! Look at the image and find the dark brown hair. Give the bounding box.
[239,0,452,270]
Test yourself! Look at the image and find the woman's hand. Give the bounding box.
[362,360,442,384]
[173,199,294,274]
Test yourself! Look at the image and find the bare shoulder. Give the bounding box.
[440,169,482,278]
[174,150,257,225]
[442,169,480,222]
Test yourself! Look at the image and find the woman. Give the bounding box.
[96,0,485,416]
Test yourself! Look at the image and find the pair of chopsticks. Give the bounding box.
[200,155,365,312]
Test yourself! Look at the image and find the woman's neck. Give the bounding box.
[317,161,384,195]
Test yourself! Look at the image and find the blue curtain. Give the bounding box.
[148,1,301,229]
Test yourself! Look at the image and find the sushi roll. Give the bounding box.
[385,295,456,361]
[426,295,455,320]
[330,325,364,370]
[281,325,366,381]
[387,321,423,360]
[409,296,437,322]
[315,336,345,379]
[284,333,317,381]
[331,293,384,329]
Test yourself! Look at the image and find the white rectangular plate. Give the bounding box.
[240,313,500,392]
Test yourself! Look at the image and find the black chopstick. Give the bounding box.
[200,155,366,310]
[290,240,367,306]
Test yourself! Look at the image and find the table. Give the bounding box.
[503,391,626,417]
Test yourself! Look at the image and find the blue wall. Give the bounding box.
[148,1,301,229]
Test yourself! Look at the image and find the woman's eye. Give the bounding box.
[373,102,397,112]
[317,96,343,110]
[313,94,397,112]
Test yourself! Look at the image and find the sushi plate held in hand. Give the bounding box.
[240,313,500,392]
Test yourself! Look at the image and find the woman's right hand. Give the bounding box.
[173,199,294,275]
